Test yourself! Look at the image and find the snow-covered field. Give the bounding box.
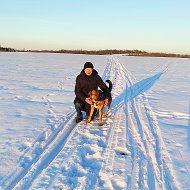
[0,52,189,190]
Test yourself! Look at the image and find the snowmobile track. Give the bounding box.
[3,110,76,190]
[1,56,181,190]
[2,60,113,190]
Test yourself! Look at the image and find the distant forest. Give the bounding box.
[0,45,16,52]
[0,45,190,58]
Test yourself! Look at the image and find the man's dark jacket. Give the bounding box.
[74,69,111,104]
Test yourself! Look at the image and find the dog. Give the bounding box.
[86,80,112,126]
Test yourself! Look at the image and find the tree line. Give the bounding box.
[0,45,190,58]
[26,49,145,55]
[127,52,190,58]
[0,45,16,52]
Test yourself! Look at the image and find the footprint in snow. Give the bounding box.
[48,109,54,114]
[175,143,183,148]
[62,164,87,177]
[114,147,131,156]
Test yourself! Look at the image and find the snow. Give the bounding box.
[0,52,190,190]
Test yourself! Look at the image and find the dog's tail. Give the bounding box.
[106,80,112,92]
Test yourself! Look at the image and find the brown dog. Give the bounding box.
[86,80,112,126]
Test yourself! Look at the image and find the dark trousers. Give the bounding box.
[74,102,96,119]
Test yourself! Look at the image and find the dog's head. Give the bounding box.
[88,90,100,101]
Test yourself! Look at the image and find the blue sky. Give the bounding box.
[0,0,190,53]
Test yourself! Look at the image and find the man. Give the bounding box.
[74,62,111,123]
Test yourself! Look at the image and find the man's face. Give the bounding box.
[84,68,93,76]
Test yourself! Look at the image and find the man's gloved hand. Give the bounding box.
[85,97,93,105]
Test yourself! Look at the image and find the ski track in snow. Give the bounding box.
[1,56,181,190]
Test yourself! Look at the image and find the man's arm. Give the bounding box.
[75,76,86,102]
[75,76,93,105]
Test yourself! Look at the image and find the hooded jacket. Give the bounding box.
[74,69,111,104]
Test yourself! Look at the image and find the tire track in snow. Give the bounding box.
[2,109,75,189]
[112,58,148,189]
[30,122,89,189]
[95,56,179,190]
[2,55,180,190]
[34,57,118,190]
[4,60,113,190]
[33,59,113,189]
[93,57,130,190]
[122,71,163,189]
[97,105,130,190]
[59,58,117,190]
[6,110,76,190]
[116,57,180,189]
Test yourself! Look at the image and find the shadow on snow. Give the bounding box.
[112,72,162,107]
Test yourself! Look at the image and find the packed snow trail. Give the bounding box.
[92,57,180,190]
[2,59,113,190]
[2,110,76,190]
[116,57,179,190]
[1,56,181,190]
